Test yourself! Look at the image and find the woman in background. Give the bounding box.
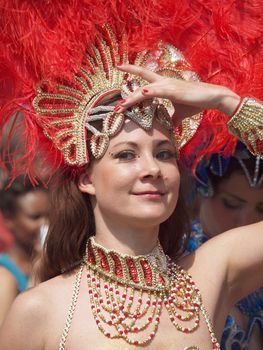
[0,177,49,326]
[188,141,263,349]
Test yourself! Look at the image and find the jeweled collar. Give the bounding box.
[85,236,169,292]
[81,236,220,348]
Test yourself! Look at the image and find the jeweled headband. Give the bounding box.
[32,26,202,166]
[195,141,263,197]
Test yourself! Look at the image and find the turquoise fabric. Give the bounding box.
[0,253,28,292]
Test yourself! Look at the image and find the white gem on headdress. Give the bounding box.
[167,45,185,62]
[146,61,159,71]
[182,71,199,81]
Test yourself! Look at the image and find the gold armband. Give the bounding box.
[227,97,263,157]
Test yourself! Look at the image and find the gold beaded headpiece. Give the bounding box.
[32,26,202,167]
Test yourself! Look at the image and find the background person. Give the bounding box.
[188,141,263,349]
[0,176,49,326]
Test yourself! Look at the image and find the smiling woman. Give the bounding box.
[0,1,263,350]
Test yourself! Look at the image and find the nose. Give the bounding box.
[139,154,162,180]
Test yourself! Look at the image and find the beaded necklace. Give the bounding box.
[83,237,220,349]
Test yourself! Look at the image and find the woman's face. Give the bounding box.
[199,171,263,237]
[80,119,180,229]
[6,190,49,253]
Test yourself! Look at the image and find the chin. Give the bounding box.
[128,209,173,226]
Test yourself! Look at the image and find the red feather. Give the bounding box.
[0,0,263,181]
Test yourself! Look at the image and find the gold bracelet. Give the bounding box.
[227,97,263,158]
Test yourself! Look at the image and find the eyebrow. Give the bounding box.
[111,139,173,149]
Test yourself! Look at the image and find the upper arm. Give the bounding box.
[181,221,263,311]
[0,267,18,327]
[0,288,47,350]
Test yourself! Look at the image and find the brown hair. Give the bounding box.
[38,167,190,282]
[0,175,46,218]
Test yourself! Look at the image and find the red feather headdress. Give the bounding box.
[0,0,263,182]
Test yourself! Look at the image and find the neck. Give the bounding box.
[94,220,159,256]
[8,244,34,275]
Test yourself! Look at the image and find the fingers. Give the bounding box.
[117,64,162,83]
[117,82,173,111]
[115,82,173,111]
[116,64,174,111]
[114,86,152,112]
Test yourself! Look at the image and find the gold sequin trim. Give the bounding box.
[228,97,263,158]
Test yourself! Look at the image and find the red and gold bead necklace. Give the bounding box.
[84,237,220,349]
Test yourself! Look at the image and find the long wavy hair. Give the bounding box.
[38,164,190,282]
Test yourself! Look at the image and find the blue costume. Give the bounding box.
[188,220,263,350]
[0,253,28,292]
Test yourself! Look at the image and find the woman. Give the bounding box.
[0,176,49,326]
[188,142,263,349]
[0,1,262,349]
[0,69,263,349]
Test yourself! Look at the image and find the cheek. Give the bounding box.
[201,199,237,235]
[94,163,137,194]
[15,217,40,236]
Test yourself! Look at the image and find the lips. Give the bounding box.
[133,190,165,196]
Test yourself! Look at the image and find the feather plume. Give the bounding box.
[0,0,263,181]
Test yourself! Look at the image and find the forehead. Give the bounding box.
[17,190,48,213]
[216,171,263,199]
[108,118,174,147]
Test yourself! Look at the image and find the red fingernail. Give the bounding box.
[119,99,126,104]
[143,89,149,94]
[114,105,121,111]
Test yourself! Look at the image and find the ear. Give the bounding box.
[78,171,96,196]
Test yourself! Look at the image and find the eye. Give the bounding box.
[156,149,176,161]
[27,214,44,220]
[221,198,242,210]
[112,150,137,161]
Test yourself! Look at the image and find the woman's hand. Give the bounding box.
[117,64,241,125]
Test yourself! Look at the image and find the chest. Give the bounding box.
[45,283,221,350]
[44,257,229,350]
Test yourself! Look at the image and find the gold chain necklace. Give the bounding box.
[83,237,220,349]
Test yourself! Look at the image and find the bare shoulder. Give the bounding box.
[0,271,75,350]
